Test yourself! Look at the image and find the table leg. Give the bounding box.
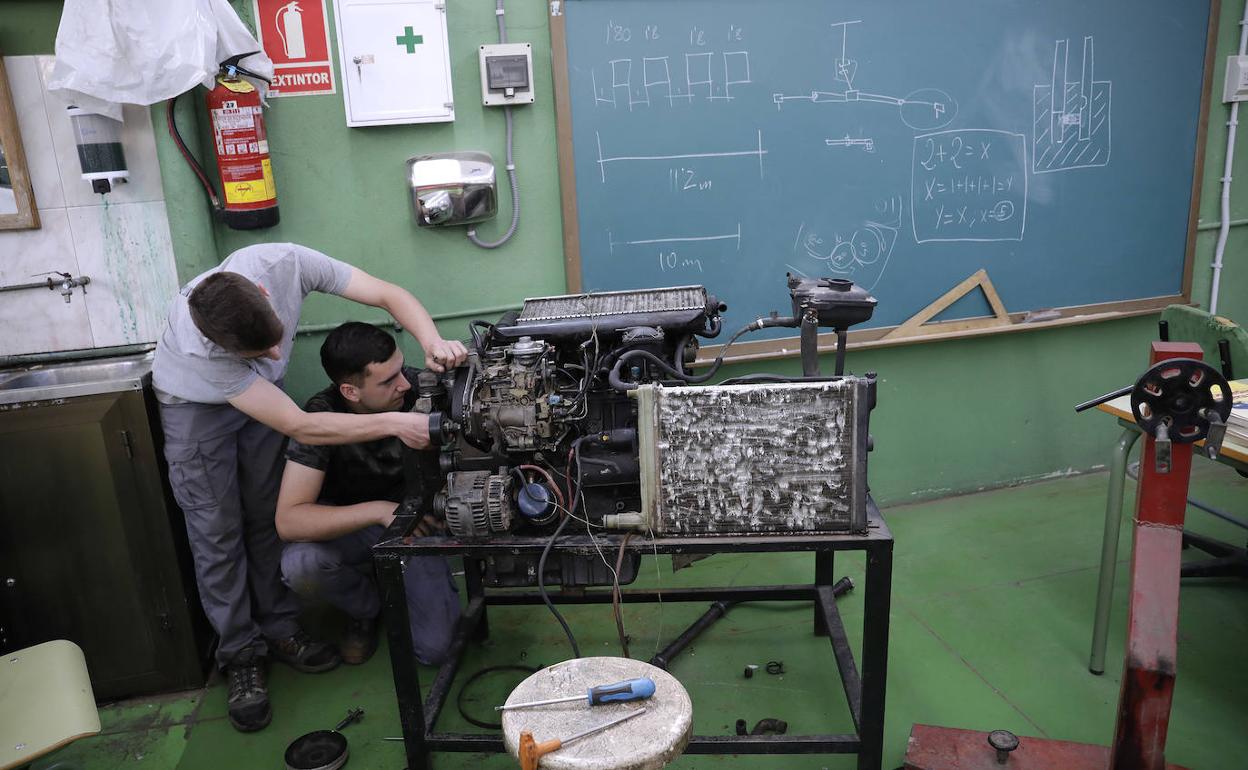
[1089,426,1141,675]
[858,543,892,770]
[378,554,428,770]
[815,550,835,636]
[463,556,489,640]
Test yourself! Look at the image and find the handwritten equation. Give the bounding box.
[911,129,1028,243]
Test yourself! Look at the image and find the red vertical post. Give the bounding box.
[1108,342,1201,770]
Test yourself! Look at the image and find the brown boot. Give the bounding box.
[341,617,379,665]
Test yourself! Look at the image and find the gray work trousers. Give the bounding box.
[160,400,301,667]
[281,525,461,665]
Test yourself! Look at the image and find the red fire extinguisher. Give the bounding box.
[167,53,279,230]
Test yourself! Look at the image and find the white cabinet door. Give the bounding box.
[334,0,454,126]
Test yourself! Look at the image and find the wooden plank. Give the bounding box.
[695,295,1183,364]
[0,54,40,231]
[1183,0,1221,303]
[548,8,583,293]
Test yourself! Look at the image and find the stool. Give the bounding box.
[501,657,691,770]
[0,640,101,770]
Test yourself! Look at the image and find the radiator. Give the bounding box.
[635,378,870,534]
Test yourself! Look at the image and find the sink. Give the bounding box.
[0,353,153,405]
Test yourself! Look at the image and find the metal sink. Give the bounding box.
[0,353,153,405]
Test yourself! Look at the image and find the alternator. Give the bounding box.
[434,470,513,537]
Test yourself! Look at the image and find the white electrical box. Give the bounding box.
[1225,55,1248,103]
[479,43,534,106]
[333,0,454,126]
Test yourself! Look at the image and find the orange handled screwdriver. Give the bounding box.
[518,707,646,770]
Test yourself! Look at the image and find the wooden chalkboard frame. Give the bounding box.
[549,1,1218,361]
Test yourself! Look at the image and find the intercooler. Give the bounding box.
[634,378,871,534]
[494,285,719,340]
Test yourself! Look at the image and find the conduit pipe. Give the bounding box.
[1211,0,1248,315]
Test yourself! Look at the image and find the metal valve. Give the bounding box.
[987,730,1019,764]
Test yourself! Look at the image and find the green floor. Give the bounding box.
[32,462,1248,769]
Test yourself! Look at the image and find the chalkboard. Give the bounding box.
[550,0,1215,350]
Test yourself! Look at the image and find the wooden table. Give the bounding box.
[1087,395,1248,674]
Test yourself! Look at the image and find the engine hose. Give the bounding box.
[468,0,520,249]
[608,319,767,391]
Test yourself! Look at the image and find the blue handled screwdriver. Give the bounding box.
[495,677,656,711]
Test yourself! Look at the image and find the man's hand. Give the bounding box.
[393,411,431,449]
[377,502,401,529]
[421,337,469,373]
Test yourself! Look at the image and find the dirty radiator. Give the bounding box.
[635,378,870,534]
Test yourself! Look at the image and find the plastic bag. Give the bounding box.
[47,0,274,120]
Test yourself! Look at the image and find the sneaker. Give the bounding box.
[225,650,271,733]
[341,617,379,665]
[268,630,341,673]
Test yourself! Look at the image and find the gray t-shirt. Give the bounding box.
[152,243,353,405]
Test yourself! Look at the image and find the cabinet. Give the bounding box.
[0,383,211,700]
[333,0,455,126]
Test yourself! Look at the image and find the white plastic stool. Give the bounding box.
[501,657,691,770]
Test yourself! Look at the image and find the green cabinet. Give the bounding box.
[0,386,211,700]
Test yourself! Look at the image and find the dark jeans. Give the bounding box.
[281,525,461,665]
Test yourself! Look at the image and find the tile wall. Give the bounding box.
[0,55,179,357]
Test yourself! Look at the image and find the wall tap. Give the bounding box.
[0,272,92,304]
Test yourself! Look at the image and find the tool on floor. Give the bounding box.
[497,676,655,711]
[284,707,364,770]
[907,342,1216,770]
[517,707,647,770]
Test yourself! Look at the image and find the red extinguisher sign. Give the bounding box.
[253,0,336,96]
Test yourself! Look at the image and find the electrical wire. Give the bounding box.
[612,533,633,657]
[537,513,579,658]
[455,664,539,729]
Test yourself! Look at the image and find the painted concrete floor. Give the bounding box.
[27,462,1248,769]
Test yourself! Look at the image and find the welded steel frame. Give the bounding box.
[374,498,893,770]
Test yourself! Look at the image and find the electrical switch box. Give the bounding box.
[1225,55,1248,103]
[333,0,454,126]
[479,43,534,106]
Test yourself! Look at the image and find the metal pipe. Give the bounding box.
[1089,426,1142,675]
[1209,1,1248,315]
[0,276,91,294]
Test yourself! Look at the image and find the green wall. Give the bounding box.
[5,1,1248,505]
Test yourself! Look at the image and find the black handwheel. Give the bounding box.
[1129,358,1231,442]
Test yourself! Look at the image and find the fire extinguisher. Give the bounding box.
[167,53,279,230]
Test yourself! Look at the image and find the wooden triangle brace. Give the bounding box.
[881,269,1012,341]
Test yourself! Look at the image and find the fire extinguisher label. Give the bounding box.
[212,103,278,208]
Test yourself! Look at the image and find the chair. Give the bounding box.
[1158,305,1248,579]
[0,640,101,770]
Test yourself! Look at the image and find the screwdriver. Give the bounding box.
[519,707,646,770]
[496,676,656,711]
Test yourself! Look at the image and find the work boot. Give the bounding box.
[225,650,271,733]
[341,616,379,665]
[268,629,341,673]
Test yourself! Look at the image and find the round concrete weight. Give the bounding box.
[501,657,692,770]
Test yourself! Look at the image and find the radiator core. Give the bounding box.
[636,379,869,534]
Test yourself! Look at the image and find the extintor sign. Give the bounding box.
[253,0,336,96]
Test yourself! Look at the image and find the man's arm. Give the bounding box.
[229,377,431,447]
[339,267,468,372]
[275,460,398,542]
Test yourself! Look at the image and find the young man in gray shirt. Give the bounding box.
[152,243,466,732]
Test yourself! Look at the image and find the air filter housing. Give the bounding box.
[635,378,872,534]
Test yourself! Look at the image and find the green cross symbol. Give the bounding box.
[395,26,424,53]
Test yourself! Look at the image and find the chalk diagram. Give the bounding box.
[792,196,902,290]
[1033,36,1111,173]
[825,134,875,153]
[593,51,753,110]
[772,20,957,132]
[594,129,766,184]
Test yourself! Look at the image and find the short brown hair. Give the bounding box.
[188,272,284,353]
